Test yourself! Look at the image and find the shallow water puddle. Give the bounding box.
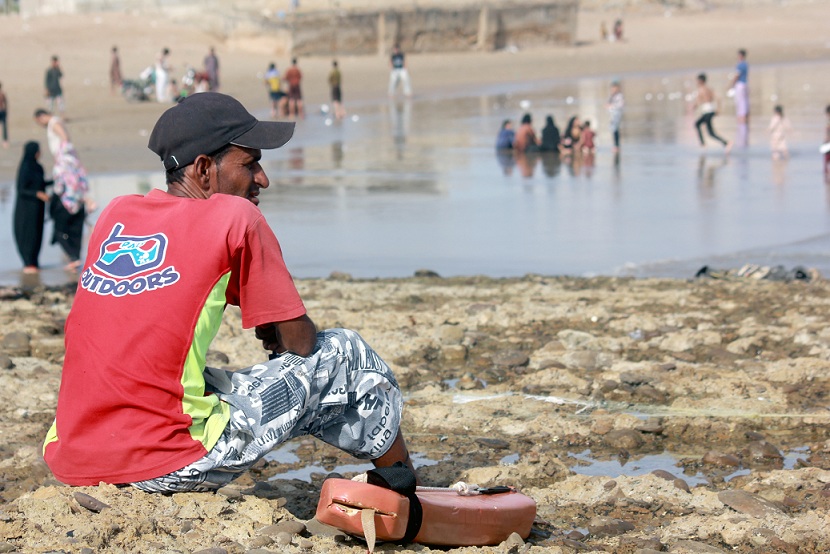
[567,445,811,485]
[265,445,442,483]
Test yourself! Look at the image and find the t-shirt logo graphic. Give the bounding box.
[82,223,180,297]
[94,223,167,278]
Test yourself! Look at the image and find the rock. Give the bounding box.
[718,490,785,518]
[557,330,599,350]
[275,532,293,546]
[305,517,348,538]
[670,539,727,553]
[741,441,783,463]
[441,344,468,363]
[559,538,591,550]
[476,437,510,450]
[73,492,110,513]
[565,529,585,540]
[603,480,617,490]
[438,324,465,345]
[0,542,16,553]
[455,371,482,389]
[297,538,314,549]
[600,379,618,392]
[1,332,31,356]
[501,531,524,549]
[635,420,664,434]
[193,549,227,554]
[673,478,691,493]
[563,349,615,371]
[492,350,529,368]
[619,371,651,385]
[248,535,273,548]
[260,520,307,536]
[702,450,741,467]
[0,354,13,369]
[413,269,441,278]
[216,486,242,500]
[659,330,721,352]
[651,469,675,481]
[587,516,635,537]
[603,429,644,450]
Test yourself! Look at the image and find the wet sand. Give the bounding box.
[1,2,830,553]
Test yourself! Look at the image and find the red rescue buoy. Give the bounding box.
[316,478,537,548]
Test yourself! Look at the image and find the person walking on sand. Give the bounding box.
[693,73,731,152]
[14,142,51,274]
[42,92,417,491]
[284,58,304,119]
[824,105,830,179]
[110,46,123,96]
[204,47,220,92]
[730,49,750,147]
[264,62,287,119]
[155,48,172,103]
[328,60,346,120]
[0,82,8,148]
[388,44,412,98]
[607,80,624,153]
[44,56,64,115]
[768,105,791,160]
[33,109,89,270]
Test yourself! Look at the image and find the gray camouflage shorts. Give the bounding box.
[131,328,402,493]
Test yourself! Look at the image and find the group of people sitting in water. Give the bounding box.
[496,112,596,157]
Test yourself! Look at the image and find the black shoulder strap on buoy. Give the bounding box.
[365,462,423,544]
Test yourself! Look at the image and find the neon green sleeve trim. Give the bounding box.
[182,273,232,450]
[43,420,58,455]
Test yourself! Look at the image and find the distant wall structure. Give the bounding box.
[265,2,579,57]
[17,0,580,57]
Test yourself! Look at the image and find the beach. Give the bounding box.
[1,1,830,552]
[0,2,829,181]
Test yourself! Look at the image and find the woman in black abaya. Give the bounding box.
[13,141,51,273]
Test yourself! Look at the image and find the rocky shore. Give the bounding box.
[0,274,828,553]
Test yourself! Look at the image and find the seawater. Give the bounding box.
[1,60,829,287]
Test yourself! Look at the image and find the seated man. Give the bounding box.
[43,92,414,492]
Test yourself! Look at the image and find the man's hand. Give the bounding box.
[256,315,318,358]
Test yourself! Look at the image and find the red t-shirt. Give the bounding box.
[43,189,306,485]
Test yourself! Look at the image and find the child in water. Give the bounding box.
[580,120,595,154]
[768,105,791,160]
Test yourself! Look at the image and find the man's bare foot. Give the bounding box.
[22,266,39,274]
[725,140,733,155]
[64,260,81,271]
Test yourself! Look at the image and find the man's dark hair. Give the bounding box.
[51,55,59,63]
[521,113,532,125]
[291,58,298,65]
[165,143,233,185]
[738,49,746,58]
[697,73,707,83]
[34,108,50,118]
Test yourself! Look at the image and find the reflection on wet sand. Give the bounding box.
[2,61,830,284]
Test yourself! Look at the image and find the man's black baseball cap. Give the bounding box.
[148,92,295,172]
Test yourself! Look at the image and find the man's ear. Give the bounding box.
[190,154,215,192]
